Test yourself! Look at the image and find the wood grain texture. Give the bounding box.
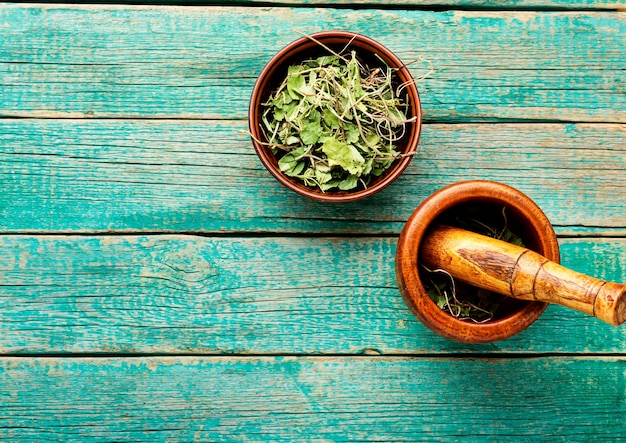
[1,5,624,122]
[1,235,623,354]
[1,120,623,234]
[421,226,626,325]
[28,0,626,10]
[1,356,624,441]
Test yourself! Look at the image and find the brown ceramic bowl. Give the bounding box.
[249,31,422,202]
[395,180,561,344]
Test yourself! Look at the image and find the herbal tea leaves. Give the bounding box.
[425,268,501,323]
[261,51,411,192]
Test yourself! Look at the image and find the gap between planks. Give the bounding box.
[1,352,624,359]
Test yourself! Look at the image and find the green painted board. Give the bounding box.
[25,0,625,9]
[1,356,624,441]
[1,120,624,235]
[1,6,624,122]
[1,235,623,355]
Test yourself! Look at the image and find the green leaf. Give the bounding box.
[287,67,306,98]
[338,175,359,190]
[365,132,380,147]
[278,148,306,176]
[322,108,340,129]
[301,125,321,145]
[291,161,306,176]
[299,83,315,97]
[301,110,322,145]
[345,123,360,144]
[427,289,448,309]
[318,179,338,192]
[347,52,360,81]
[281,101,299,122]
[286,135,300,145]
[320,138,365,176]
[277,126,291,144]
[299,72,316,96]
[287,67,317,98]
[346,53,365,100]
[362,158,373,176]
[274,108,286,121]
[314,166,333,185]
[436,297,447,310]
[278,154,297,174]
[272,91,293,108]
[315,55,338,67]
[371,167,385,176]
[300,167,314,178]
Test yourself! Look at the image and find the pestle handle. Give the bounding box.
[420,225,626,326]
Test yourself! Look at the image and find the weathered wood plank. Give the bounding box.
[1,120,623,234]
[1,356,624,441]
[30,0,626,10]
[1,6,624,122]
[1,235,623,354]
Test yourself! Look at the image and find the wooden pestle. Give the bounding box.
[420,225,626,326]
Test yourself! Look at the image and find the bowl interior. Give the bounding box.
[249,32,421,201]
[423,200,543,322]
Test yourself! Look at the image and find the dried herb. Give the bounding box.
[260,49,415,192]
[423,207,525,323]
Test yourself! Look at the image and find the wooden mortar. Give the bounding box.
[396,181,560,343]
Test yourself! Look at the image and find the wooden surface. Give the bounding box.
[1,2,625,441]
[2,357,624,441]
[3,7,625,122]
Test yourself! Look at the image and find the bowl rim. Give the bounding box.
[248,30,422,202]
[395,180,561,344]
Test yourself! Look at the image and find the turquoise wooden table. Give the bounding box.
[1,1,625,441]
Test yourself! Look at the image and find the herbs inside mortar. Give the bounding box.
[260,51,415,192]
